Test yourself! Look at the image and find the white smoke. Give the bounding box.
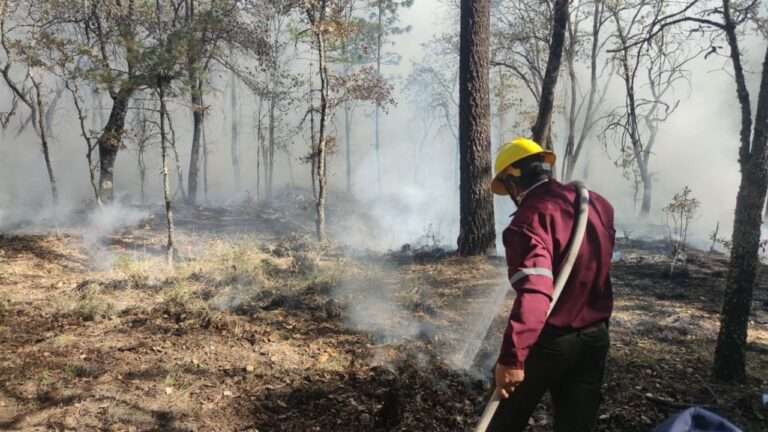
[81,204,149,270]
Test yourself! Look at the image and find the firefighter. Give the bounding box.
[487,138,616,432]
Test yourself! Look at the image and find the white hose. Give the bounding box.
[474,182,590,432]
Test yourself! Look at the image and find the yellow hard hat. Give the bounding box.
[491,137,556,195]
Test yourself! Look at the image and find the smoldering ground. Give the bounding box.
[0,1,767,430]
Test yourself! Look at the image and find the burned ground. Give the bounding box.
[0,200,766,431]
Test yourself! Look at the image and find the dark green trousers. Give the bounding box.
[487,322,610,432]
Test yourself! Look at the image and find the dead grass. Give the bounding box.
[69,284,115,322]
[2,222,765,431]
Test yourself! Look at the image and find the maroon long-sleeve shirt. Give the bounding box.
[497,179,615,368]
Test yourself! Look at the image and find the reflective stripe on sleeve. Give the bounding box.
[509,268,554,285]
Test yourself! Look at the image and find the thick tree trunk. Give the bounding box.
[97,86,133,203]
[158,82,175,266]
[714,40,768,382]
[457,0,495,256]
[531,0,569,147]
[188,79,204,204]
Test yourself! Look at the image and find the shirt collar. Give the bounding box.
[517,179,550,203]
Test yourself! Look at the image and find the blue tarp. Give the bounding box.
[653,407,742,432]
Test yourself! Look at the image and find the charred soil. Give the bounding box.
[0,203,766,431]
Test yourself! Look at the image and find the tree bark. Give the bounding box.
[202,115,209,203]
[314,27,329,242]
[614,10,647,218]
[30,73,58,205]
[165,107,186,201]
[309,62,318,200]
[255,94,264,201]
[230,72,242,192]
[187,78,204,204]
[640,167,652,216]
[531,0,569,147]
[158,81,175,266]
[713,20,768,381]
[268,91,276,199]
[563,18,578,179]
[374,0,383,192]
[345,99,352,194]
[97,86,134,203]
[457,0,495,256]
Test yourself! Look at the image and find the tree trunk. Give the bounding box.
[563,12,578,180]
[457,0,495,256]
[568,0,606,181]
[230,72,241,192]
[315,29,330,242]
[255,94,264,201]
[496,69,506,148]
[345,99,352,193]
[309,62,318,200]
[564,57,577,179]
[374,0,383,192]
[97,86,134,203]
[268,93,276,199]
[166,109,186,201]
[286,147,295,188]
[531,0,570,147]
[713,39,768,382]
[202,116,209,203]
[30,75,58,205]
[640,167,652,216]
[158,82,175,266]
[614,16,647,218]
[138,147,146,205]
[187,78,204,204]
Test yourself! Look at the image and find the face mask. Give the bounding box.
[502,176,520,207]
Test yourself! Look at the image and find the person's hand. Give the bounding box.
[495,363,524,399]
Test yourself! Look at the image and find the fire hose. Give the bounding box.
[474,182,591,432]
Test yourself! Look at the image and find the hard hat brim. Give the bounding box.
[491,151,556,195]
